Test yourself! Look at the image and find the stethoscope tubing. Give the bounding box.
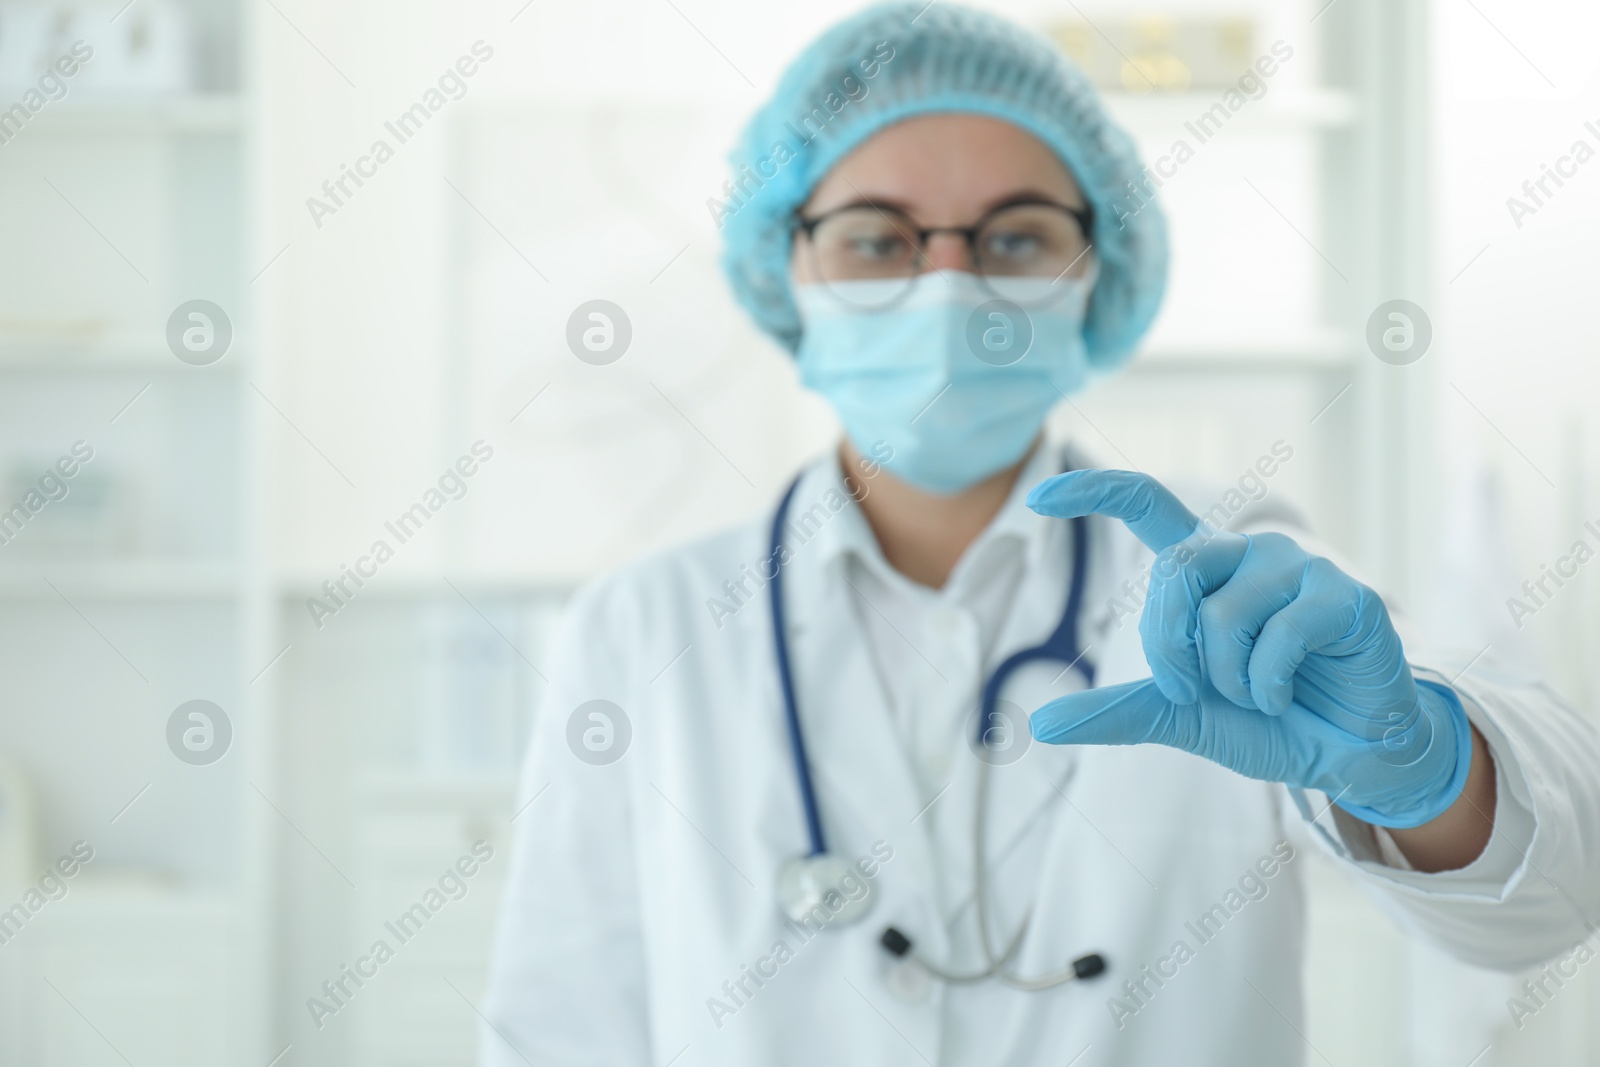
[769,476,829,858]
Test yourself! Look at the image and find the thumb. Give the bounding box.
[1030,678,1196,748]
[1032,678,1308,790]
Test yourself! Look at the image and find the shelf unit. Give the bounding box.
[1102,86,1358,131]
[0,345,246,374]
[0,561,239,601]
[28,94,245,133]
[0,0,264,1063]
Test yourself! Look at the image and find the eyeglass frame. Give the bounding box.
[792,196,1097,290]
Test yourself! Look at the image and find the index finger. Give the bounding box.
[1025,469,1202,551]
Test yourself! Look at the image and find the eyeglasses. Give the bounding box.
[794,198,1095,311]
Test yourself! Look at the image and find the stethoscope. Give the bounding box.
[768,466,1108,992]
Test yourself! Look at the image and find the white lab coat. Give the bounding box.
[481,443,1600,1067]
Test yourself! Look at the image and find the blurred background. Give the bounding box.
[0,0,1595,1063]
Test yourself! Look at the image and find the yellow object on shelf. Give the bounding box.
[1049,15,1256,94]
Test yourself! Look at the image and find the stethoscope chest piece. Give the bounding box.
[776,853,874,927]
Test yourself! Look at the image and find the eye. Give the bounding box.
[844,233,914,261]
[981,230,1045,261]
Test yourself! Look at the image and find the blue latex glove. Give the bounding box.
[1025,469,1474,830]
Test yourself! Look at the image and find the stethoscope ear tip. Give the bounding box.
[876,924,1107,989]
[879,926,913,958]
[1072,953,1107,980]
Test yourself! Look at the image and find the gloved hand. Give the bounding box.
[1025,469,1474,830]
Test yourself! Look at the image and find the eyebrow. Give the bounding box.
[804,188,1089,219]
[984,190,1089,212]
[805,193,916,217]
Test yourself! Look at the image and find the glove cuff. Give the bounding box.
[1335,681,1475,830]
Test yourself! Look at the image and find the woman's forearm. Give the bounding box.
[1383,725,1497,873]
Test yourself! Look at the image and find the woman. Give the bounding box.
[484,5,1600,1064]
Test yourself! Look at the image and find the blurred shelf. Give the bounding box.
[1133,332,1353,370]
[0,353,243,375]
[275,568,574,601]
[0,334,245,374]
[51,876,234,910]
[1103,88,1357,133]
[26,94,245,135]
[0,559,238,601]
[475,87,1359,134]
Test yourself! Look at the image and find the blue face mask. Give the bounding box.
[794,271,1097,494]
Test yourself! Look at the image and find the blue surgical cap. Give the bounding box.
[718,1,1168,367]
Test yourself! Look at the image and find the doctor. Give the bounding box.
[483,4,1600,1065]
